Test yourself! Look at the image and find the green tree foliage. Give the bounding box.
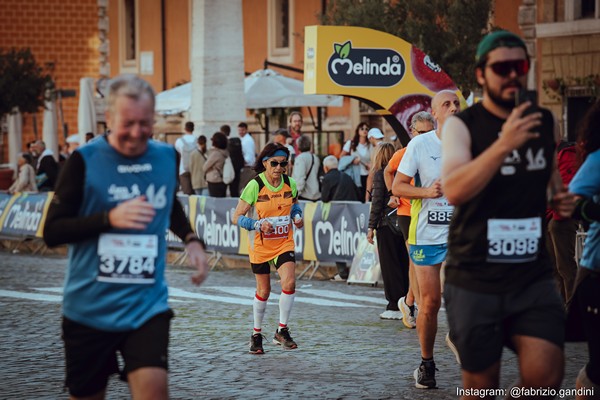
[0,48,52,116]
[321,0,494,92]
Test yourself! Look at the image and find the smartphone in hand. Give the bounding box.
[515,89,539,117]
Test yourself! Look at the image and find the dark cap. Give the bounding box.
[475,30,527,65]
[273,128,291,138]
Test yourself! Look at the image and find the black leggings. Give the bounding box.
[208,182,227,197]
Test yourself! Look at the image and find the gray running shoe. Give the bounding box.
[273,327,298,349]
[414,360,438,389]
[249,333,265,354]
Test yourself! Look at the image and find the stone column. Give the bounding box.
[518,0,537,89]
[190,0,246,138]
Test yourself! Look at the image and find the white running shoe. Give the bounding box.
[398,296,417,329]
[379,310,403,320]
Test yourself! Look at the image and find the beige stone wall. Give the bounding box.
[538,34,600,118]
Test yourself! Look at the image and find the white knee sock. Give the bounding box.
[253,293,267,334]
[278,290,296,330]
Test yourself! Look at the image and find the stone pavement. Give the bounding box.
[0,252,589,399]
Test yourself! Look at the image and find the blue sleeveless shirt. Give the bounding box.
[63,138,177,331]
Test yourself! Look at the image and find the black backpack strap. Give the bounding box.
[254,174,265,191]
[282,174,290,187]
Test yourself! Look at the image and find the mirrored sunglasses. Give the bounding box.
[269,160,289,168]
[487,60,529,77]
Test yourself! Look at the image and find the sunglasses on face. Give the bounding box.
[269,160,289,168]
[487,59,530,77]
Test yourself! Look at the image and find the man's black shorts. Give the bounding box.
[444,279,565,372]
[62,309,174,397]
[399,215,410,242]
[251,251,296,274]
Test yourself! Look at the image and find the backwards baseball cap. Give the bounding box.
[475,30,527,65]
[367,127,384,140]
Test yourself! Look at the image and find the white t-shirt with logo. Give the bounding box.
[175,133,196,175]
[397,130,453,245]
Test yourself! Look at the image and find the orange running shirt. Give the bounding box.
[389,148,412,216]
[240,173,298,263]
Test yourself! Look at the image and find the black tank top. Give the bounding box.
[445,102,556,293]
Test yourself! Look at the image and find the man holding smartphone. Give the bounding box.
[441,31,574,396]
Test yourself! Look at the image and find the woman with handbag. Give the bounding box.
[203,132,229,197]
[367,143,410,320]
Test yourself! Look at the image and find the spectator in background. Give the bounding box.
[546,140,580,302]
[85,132,95,143]
[175,121,196,195]
[340,122,371,201]
[365,127,386,202]
[220,124,231,137]
[292,135,320,202]
[66,134,80,156]
[367,143,410,319]
[203,132,229,197]
[238,122,256,190]
[8,153,37,194]
[33,139,59,192]
[568,99,600,399]
[288,111,303,154]
[222,124,244,197]
[321,155,360,281]
[190,135,208,196]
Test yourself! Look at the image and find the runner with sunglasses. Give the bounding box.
[441,31,574,396]
[232,142,304,355]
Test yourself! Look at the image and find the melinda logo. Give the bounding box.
[327,41,405,87]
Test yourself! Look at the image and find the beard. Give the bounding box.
[485,80,523,111]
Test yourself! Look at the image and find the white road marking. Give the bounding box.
[0,289,62,302]
[18,286,384,308]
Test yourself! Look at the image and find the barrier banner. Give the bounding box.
[0,192,53,238]
[0,192,14,223]
[191,196,240,254]
[306,201,369,263]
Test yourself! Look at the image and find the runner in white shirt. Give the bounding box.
[392,90,460,390]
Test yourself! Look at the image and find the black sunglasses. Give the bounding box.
[415,129,430,134]
[487,60,529,77]
[269,160,289,168]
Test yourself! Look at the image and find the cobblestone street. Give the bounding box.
[0,252,589,399]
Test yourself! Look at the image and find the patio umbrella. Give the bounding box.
[155,83,192,116]
[244,69,342,109]
[42,97,59,161]
[78,77,97,141]
[154,69,343,116]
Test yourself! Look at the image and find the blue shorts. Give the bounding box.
[409,244,447,266]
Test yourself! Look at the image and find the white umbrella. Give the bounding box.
[244,69,343,109]
[155,83,192,116]
[7,108,22,176]
[42,96,59,162]
[78,77,97,141]
[154,69,343,116]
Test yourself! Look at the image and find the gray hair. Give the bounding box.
[410,111,435,130]
[323,155,338,170]
[297,134,312,152]
[107,74,155,114]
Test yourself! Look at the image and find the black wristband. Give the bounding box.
[184,235,206,249]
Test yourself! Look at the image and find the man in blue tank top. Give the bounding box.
[441,31,574,396]
[44,74,209,399]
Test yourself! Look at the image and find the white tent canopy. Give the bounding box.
[155,68,343,116]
